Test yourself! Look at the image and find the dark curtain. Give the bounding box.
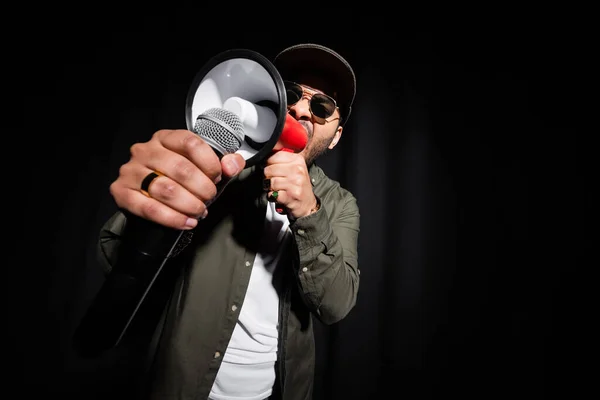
[6,7,588,400]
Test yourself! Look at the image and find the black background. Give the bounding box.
[5,6,590,399]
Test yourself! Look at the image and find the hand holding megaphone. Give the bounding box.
[262,114,320,219]
[222,96,310,217]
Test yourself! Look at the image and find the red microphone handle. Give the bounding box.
[273,114,307,153]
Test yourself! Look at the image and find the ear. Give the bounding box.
[328,126,343,149]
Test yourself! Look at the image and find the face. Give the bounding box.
[286,77,343,166]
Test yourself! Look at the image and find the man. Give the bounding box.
[97,43,360,400]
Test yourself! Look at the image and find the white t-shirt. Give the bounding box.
[209,202,291,400]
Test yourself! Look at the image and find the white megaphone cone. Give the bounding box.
[223,96,278,149]
[185,49,288,166]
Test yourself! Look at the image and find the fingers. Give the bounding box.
[152,130,245,192]
[110,174,201,230]
[109,129,247,230]
[140,166,210,214]
[221,153,246,178]
[264,178,301,201]
[263,173,305,216]
[264,149,297,166]
[263,163,307,190]
[267,190,288,216]
[263,152,315,218]
[151,129,223,188]
[261,182,288,215]
[263,152,308,199]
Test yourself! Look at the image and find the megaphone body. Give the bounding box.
[73,49,296,357]
[222,97,307,153]
[186,49,289,164]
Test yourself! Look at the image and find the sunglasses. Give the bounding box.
[284,81,339,123]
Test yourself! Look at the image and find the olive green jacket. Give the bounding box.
[97,163,360,400]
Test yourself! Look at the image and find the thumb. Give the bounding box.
[221,153,246,177]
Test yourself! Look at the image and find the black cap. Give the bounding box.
[273,43,356,125]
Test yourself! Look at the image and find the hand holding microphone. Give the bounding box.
[109,125,246,231]
[74,108,247,356]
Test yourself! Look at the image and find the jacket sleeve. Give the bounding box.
[289,192,360,325]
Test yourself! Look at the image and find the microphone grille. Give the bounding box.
[193,108,245,156]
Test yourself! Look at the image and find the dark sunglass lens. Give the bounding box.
[285,83,302,106]
[310,94,336,119]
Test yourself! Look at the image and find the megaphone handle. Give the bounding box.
[275,148,294,214]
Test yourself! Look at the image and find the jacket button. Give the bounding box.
[214,351,221,358]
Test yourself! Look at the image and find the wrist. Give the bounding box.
[288,197,320,223]
[308,197,320,215]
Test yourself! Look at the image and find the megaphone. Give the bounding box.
[73,49,292,358]
[185,48,288,167]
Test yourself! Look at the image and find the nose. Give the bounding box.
[288,97,312,122]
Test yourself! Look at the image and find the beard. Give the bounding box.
[296,120,336,166]
[303,135,334,166]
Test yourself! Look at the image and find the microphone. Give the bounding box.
[73,108,245,357]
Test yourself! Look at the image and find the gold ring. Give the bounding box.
[140,170,163,198]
